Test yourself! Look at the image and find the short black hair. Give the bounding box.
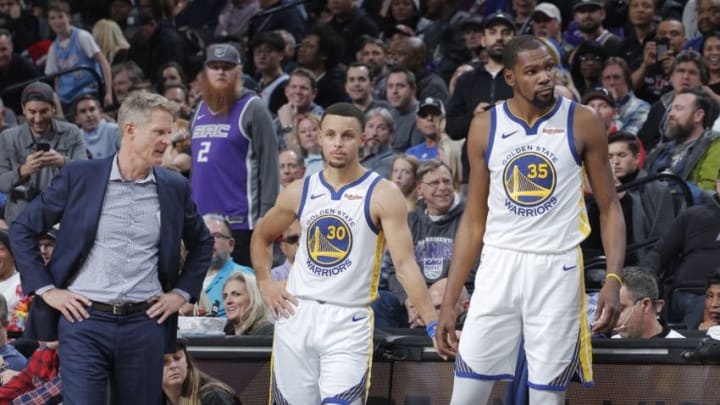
[251,31,286,53]
[322,102,365,130]
[503,35,548,70]
[347,62,371,80]
[702,31,720,54]
[707,268,720,289]
[73,93,100,110]
[308,24,345,70]
[387,67,416,88]
[608,132,640,155]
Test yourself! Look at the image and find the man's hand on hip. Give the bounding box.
[258,277,297,319]
[147,291,187,324]
[41,288,91,323]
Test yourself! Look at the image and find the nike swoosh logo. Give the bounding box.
[310,193,324,200]
[352,314,367,322]
[501,130,518,139]
[563,265,576,271]
[196,114,205,120]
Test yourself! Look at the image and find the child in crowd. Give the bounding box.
[45,0,113,113]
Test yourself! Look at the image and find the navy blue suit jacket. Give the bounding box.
[9,157,213,350]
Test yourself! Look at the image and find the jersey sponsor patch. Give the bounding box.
[502,152,558,216]
[305,214,354,276]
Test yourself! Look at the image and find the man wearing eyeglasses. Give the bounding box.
[190,43,279,268]
[613,267,684,339]
[199,214,254,317]
[381,159,474,328]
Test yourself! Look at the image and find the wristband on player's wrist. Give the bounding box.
[426,320,438,338]
[606,273,622,285]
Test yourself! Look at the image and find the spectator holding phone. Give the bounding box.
[632,18,687,103]
[0,82,87,223]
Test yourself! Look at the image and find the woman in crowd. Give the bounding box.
[162,339,241,405]
[702,32,720,95]
[91,19,130,65]
[570,41,607,96]
[156,61,187,93]
[293,113,323,176]
[620,0,658,69]
[380,0,431,39]
[391,154,420,212]
[222,273,273,336]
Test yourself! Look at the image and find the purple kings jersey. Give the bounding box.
[191,94,258,230]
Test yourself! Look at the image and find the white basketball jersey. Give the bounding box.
[483,97,590,253]
[288,170,385,306]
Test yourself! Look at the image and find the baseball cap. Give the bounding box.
[417,97,446,117]
[125,8,153,39]
[460,16,484,32]
[533,3,562,21]
[483,10,517,32]
[573,0,604,11]
[21,81,54,105]
[205,43,242,66]
[41,224,59,240]
[582,87,616,108]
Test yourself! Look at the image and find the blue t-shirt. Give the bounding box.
[406,143,439,161]
[0,343,27,371]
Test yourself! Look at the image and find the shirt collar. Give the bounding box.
[109,154,156,184]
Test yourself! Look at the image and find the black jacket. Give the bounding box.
[445,66,513,183]
[644,194,720,290]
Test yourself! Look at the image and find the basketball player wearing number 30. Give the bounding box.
[435,36,627,405]
[251,103,438,404]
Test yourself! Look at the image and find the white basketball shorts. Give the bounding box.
[270,298,373,404]
[455,245,593,391]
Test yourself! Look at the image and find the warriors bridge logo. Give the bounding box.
[502,152,558,216]
[305,215,353,276]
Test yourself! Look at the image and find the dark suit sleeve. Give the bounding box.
[9,166,71,294]
[174,180,213,302]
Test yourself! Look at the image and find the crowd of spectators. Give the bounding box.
[0,0,718,402]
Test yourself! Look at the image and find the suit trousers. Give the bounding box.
[58,307,166,405]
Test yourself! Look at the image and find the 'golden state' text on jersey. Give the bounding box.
[483,97,590,253]
[288,170,385,306]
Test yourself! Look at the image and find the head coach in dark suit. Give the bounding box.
[9,91,213,404]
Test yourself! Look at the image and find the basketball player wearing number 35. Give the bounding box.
[435,35,627,405]
[251,103,438,404]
